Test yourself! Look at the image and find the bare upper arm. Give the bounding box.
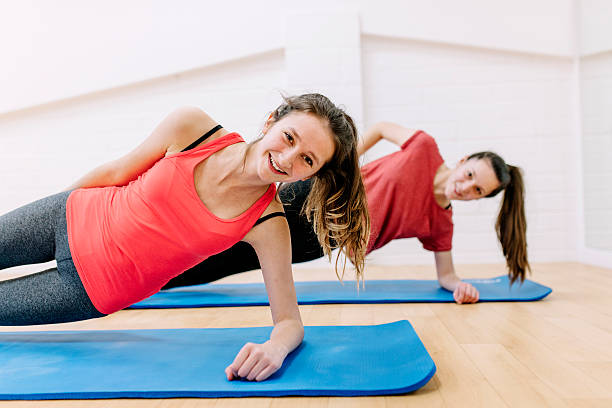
[376,122,419,148]
[107,106,219,185]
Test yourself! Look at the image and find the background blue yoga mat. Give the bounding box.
[0,320,435,400]
[131,275,552,309]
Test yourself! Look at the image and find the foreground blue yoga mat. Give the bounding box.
[131,275,551,309]
[0,320,434,400]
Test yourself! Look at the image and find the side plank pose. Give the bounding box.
[164,122,529,304]
[0,94,369,381]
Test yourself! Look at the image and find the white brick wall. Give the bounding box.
[360,35,576,265]
[580,52,612,251]
[579,0,612,56]
[1,1,575,114]
[284,12,364,126]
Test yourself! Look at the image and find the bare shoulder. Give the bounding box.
[163,106,225,154]
[243,196,289,247]
[168,106,216,128]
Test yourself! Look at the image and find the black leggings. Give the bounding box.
[163,180,324,289]
[0,191,105,325]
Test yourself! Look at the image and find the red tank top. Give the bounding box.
[66,133,276,314]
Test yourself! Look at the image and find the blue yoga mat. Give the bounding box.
[131,275,551,309]
[0,320,434,400]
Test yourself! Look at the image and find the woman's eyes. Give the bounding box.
[284,131,313,166]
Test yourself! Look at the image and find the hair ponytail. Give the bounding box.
[495,165,529,283]
[467,152,530,283]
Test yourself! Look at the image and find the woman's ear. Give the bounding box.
[262,112,275,134]
[457,156,469,167]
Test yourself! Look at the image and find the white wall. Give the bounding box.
[360,0,574,57]
[361,36,576,266]
[577,0,612,267]
[0,0,601,271]
[1,0,574,114]
[0,0,285,113]
[578,0,612,56]
[581,55,612,250]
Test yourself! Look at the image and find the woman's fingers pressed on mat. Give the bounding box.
[226,341,285,381]
[225,342,254,380]
[454,282,479,304]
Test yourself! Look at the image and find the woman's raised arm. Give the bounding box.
[67,107,217,190]
[358,122,418,156]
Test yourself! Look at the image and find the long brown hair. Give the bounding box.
[271,94,370,282]
[467,152,529,284]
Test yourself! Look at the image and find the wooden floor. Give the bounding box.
[1,262,611,407]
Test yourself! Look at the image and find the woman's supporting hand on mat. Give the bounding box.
[434,251,480,304]
[453,281,479,304]
[225,338,292,381]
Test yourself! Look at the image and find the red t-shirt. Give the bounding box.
[362,130,453,253]
[66,133,276,314]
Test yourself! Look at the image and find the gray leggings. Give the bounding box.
[0,191,105,325]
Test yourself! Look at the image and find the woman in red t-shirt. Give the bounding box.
[165,122,528,305]
[356,122,528,303]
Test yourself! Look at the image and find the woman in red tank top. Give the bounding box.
[0,93,370,382]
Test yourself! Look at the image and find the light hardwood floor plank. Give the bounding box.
[411,316,508,407]
[462,343,568,407]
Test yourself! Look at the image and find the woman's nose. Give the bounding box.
[455,181,466,196]
[460,181,475,195]
[279,148,298,166]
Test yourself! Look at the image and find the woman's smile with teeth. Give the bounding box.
[269,153,287,175]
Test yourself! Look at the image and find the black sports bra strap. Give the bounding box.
[254,212,286,227]
[181,124,224,152]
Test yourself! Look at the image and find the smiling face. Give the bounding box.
[255,111,336,183]
[444,157,501,201]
